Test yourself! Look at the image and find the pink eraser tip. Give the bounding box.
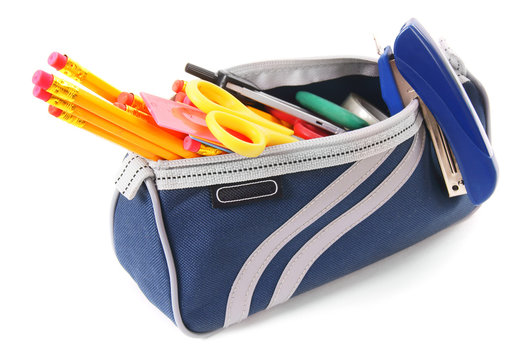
[117,92,134,105]
[172,80,185,93]
[32,70,54,90]
[114,102,126,111]
[48,105,63,117]
[174,92,186,102]
[48,52,68,70]
[183,136,201,152]
[33,86,52,102]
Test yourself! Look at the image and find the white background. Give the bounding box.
[1,1,522,359]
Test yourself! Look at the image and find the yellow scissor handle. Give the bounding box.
[186,80,294,136]
[206,111,266,157]
[206,111,298,157]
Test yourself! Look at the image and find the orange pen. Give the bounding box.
[34,86,180,160]
[48,52,121,103]
[118,92,150,114]
[48,105,160,160]
[33,70,198,159]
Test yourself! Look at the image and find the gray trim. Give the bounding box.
[226,57,379,90]
[143,179,209,338]
[114,154,155,200]
[269,127,426,308]
[151,100,421,191]
[111,181,209,337]
[224,147,395,327]
[109,189,121,256]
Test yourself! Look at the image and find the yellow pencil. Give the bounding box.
[34,86,180,160]
[118,92,150,114]
[48,105,160,160]
[48,52,121,103]
[33,70,198,159]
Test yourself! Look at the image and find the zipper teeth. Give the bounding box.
[151,100,419,171]
[155,120,417,182]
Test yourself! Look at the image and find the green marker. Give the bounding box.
[295,91,369,130]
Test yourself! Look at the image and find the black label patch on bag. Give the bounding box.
[210,178,282,208]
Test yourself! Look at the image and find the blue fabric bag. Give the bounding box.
[111,54,493,336]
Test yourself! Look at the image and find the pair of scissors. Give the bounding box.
[185,80,297,157]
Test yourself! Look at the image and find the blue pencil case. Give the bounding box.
[111,43,494,336]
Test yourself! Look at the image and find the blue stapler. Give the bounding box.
[379,19,497,205]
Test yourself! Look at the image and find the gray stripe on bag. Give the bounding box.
[224,148,395,327]
[268,128,426,308]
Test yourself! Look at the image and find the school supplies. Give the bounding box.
[378,46,404,116]
[378,46,467,199]
[189,135,232,153]
[34,86,175,160]
[268,107,330,139]
[173,91,187,103]
[246,106,283,125]
[185,63,346,135]
[32,18,497,337]
[48,105,160,160]
[293,119,331,139]
[114,102,187,140]
[114,102,155,124]
[185,63,258,89]
[118,92,151,114]
[172,79,187,93]
[295,91,369,130]
[393,19,497,204]
[141,92,222,143]
[48,52,121,103]
[342,93,386,125]
[32,70,196,159]
[183,136,227,156]
[185,80,297,157]
[183,95,194,107]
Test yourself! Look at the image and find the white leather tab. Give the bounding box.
[114,154,155,200]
